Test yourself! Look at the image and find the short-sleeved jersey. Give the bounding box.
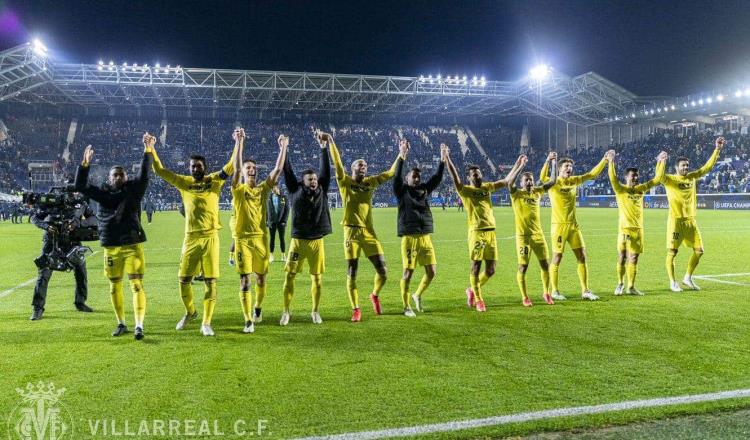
[458,182,502,231]
[610,161,665,229]
[510,187,545,236]
[541,158,606,225]
[232,179,272,238]
[662,147,720,220]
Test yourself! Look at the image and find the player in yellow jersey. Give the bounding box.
[540,149,614,301]
[445,148,526,312]
[607,150,667,296]
[231,129,288,333]
[661,137,724,292]
[509,152,557,307]
[150,130,237,336]
[325,131,402,322]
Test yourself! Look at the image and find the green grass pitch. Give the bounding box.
[1,206,749,439]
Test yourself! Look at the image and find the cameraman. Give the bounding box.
[75,134,153,340]
[30,194,96,320]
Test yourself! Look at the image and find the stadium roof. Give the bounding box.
[1,42,742,127]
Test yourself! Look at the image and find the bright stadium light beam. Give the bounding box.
[529,64,551,80]
[32,38,48,56]
[717,94,724,102]
[735,90,742,97]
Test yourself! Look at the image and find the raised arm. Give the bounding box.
[639,151,668,191]
[134,133,154,194]
[392,139,408,196]
[150,143,188,189]
[231,128,245,188]
[444,144,463,191]
[268,134,289,186]
[319,140,331,191]
[325,133,346,180]
[74,145,107,202]
[606,150,623,193]
[541,158,558,191]
[282,148,299,194]
[371,148,401,186]
[572,150,612,184]
[218,132,239,180]
[539,151,556,183]
[686,137,723,179]
[425,145,448,192]
[493,154,527,189]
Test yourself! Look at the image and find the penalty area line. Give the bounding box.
[291,388,750,440]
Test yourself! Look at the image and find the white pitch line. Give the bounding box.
[693,277,750,286]
[693,272,750,278]
[0,278,36,299]
[292,388,750,440]
[0,251,99,299]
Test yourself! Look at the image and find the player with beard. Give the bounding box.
[74,133,154,340]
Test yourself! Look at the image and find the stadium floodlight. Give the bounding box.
[32,38,48,56]
[670,104,676,110]
[663,107,668,112]
[98,60,103,65]
[706,97,712,104]
[529,64,551,80]
[698,99,704,105]
[717,94,724,102]
[109,61,114,66]
[744,88,750,96]
[97,65,103,71]
[657,108,661,113]
[683,102,688,107]
[650,109,655,114]
[631,113,636,118]
[735,90,742,97]
[690,101,696,106]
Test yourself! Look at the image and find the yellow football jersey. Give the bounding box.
[458,182,503,231]
[510,187,545,236]
[151,150,233,237]
[662,147,720,219]
[541,158,606,224]
[609,161,665,229]
[329,141,398,232]
[232,179,272,238]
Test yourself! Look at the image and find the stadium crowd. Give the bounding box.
[1,115,749,216]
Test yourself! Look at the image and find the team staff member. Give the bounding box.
[267,185,289,263]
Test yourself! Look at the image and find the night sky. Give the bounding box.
[2,0,749,97]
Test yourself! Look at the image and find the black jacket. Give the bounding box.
[266,193,289,226]
[393,158,444,236]
[282,147,332,239]
[74,153,151,247]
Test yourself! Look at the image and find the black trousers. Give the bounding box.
[269,223,286,253]
[146,211,153,223]
[32,261,88,310]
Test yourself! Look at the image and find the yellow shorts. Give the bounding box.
[516,234,549,265]
[235,235,269,275]
[179,233,220,278]
[551,223,586,253]
[286,238,326,274]
[618,228,644,254]
[468,229,498,261]
[667,218,703,250]
[344,226,384,260]
[103,243,145,279]
[401,234,437,269]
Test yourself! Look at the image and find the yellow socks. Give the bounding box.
[414,275,432,297]
[310,274,322,312]
[550,263,560,292]
[373,272,386,296]
[179,282,195,315]
[470,274,483,302]
[282,273,295,310]
[254,283,266,309]
[240,289,253,322]
[577,263,589,292]
[109,280,125,324]
[626,263,638,289]
[516,271,528,300]
[346,276,359,309]
[478,272,490,286]
[400,278,410,308]
[130,278,146,328]
[541,269,550,294]
[687,251,703,276]
[617,262,626,284]
[202,281,217,326]
[666,253,676,282]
